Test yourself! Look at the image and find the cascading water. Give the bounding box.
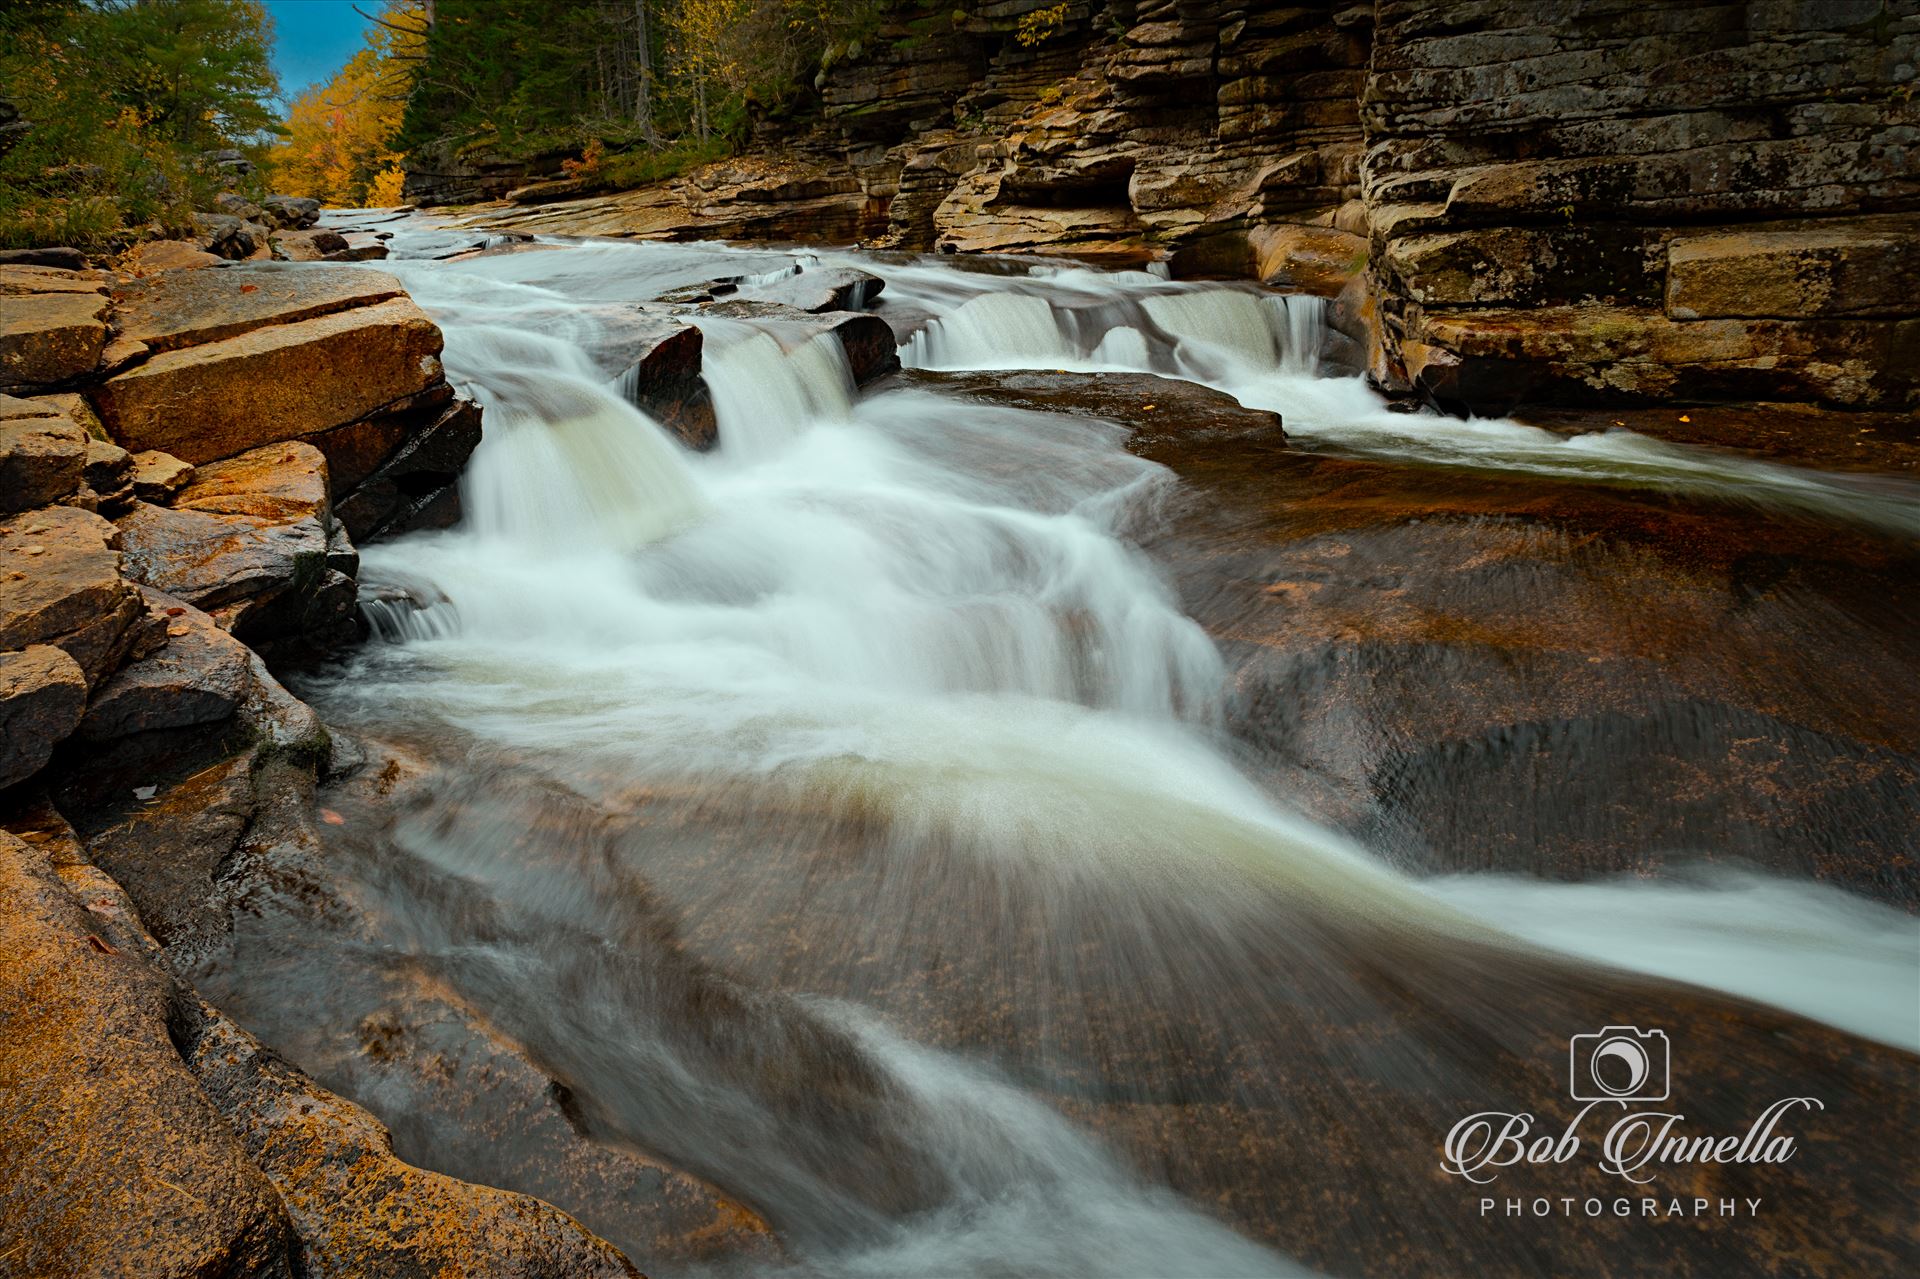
[886,258,1920,538]
[217,224,1919,1278]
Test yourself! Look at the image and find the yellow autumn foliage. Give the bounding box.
[268,2,423,207]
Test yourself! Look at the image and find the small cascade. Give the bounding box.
[463,380,706,551]
[701,323,857,457]
[270,227,1920,1279]
[906,293,1074,369]
[417,323,705,551]
[1091,325,1152,368]
[1141,290,1281,377]
[1270,293,1327,376]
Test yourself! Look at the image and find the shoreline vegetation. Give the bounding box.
[1,0,890,249]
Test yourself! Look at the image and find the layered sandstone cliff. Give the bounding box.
[458,0,1918,417]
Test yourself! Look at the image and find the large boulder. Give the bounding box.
[0,505,149,686]
[734,265,885,313]
[0,270,109,392]
[588,312,713,450]
[79,588,251,742]
[0,645,87,787]
[270,227,350,261]
[702,301,901,386]
[0,395,87,512]
[128,450,195,502]
[189,212,269,261]
[0,831,297,1278]
[107,263,405,359]
[259,194,322,230]
[90,268,442,465]
[116,239,224,276]
[114,442,356,646]
[213,192,265,223]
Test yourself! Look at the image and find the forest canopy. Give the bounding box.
[272,0,900,203]
[0,0,922,242]
[0,0,281,247]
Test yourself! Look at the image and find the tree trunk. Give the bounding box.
[633,0,656,143]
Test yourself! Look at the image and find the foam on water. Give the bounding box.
[319,228,1917,1273]
[884,262,1920,538]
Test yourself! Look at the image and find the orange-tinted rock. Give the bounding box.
[79,589,250,742]
[0,264,109,296]
[909,368,1285,441]
[116,239,224,276]
[0,289,108,392]
[130,449,195,502]
[114,441,359,648]
[0,394,87,512]
[183,1001,642,1279]
[316,973,782,1273]
[0,831,297,1279]
[0,645,86,787]
[1665,214,1920,320]
[110,263,407,355]
[1249,223,1368,296]
[0,505,146,686]
[269,227,350,260]
[90,297,443,465]
[115,500,327,614]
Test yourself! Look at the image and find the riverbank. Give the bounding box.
[3,222,1917,1277]
[408,0,1919,428]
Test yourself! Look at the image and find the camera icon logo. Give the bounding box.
[1569,1026,1670,1103]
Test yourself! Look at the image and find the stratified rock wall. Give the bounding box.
[467,0,1915,414]
[1360,0,1920,412]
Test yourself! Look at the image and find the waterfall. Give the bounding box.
[905,292,1074,368]
[699,321,856,458]
[434,325,704,551]
[261,223,1920,1277]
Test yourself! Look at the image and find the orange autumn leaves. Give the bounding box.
[268,5,422,208]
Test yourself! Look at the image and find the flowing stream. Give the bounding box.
[234,226,1919,1276]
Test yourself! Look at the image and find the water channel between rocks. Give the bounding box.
[194,221,1920,1279]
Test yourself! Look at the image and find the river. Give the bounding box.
[189,222,1920,1278]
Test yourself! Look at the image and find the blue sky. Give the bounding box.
[263,0,376,102]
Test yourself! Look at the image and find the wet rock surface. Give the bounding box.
[0,830,297,1279]
[586,311,714,450]
[79,588,251,741]
[702,301,901,387]
[0,645,87,787]
[0,505,147,685]
[115,441,353,647]
[0,239,756,1275]
[1123,408,1920,904]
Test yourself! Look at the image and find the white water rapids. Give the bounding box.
[309,229,1917,1276]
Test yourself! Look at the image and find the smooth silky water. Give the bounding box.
[233,223,1917,1276]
